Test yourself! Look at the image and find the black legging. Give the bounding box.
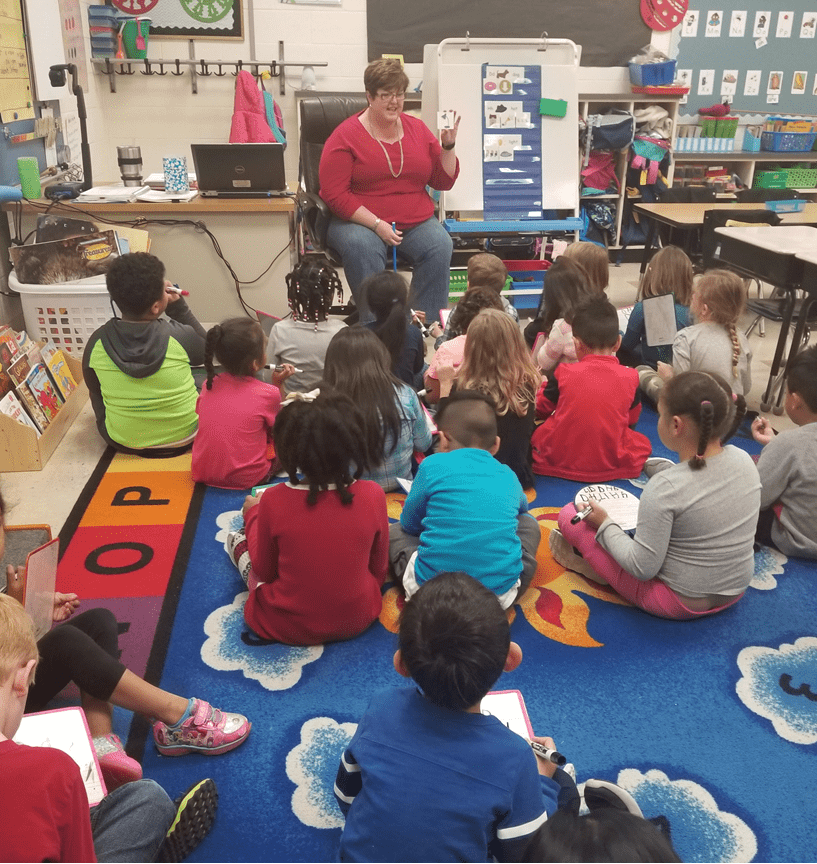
[26,608,127,713]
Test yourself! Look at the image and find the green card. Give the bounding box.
[540,98,567,118]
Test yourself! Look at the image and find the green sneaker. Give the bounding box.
[158,778,218,862]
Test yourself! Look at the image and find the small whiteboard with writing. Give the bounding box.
[575,485,640,531]
[480,689,534,740]
[643,293,678,347]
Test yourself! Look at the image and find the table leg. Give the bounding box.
[639,218,657,277]
[772,295,817,414]
[760,288,797,412]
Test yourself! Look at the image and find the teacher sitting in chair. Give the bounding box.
[320,58,460,323]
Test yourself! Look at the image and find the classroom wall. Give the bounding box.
[67,1,669,188]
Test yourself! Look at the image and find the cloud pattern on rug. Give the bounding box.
[201,591,323,690]
[286,716,357,829]
[749,546,787,591]
[736,636,817,745]
[215,509,244,551]
[616,769,757,863]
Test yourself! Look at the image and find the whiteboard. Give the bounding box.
[0,0,34,122]
[23,0,67,103]
[435,38,579,214]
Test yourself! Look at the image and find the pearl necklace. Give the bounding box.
[367,114,404,179]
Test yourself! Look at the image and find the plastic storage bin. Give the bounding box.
[9,272,115,356]
[628,60,676,87]
[765,199,807,213]
[753,169,789,189]
[760,130,817,152]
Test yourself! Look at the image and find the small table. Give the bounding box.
[634,202,817,276]
[714,225,817,413]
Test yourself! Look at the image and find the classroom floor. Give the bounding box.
[1,261,802,535]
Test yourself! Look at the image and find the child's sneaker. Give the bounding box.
[158,777,219,862]
[549,529,608,585]
[226,529,252,586]
[92,733,143,791]
[153,699,251,757]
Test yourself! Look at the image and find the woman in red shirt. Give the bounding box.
[320,58,460,324]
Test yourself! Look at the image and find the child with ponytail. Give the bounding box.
[639,269,751,402]
[362,271,425,388]
[553,371,760,620]
[192,318,293,489]
[227,388,389,646]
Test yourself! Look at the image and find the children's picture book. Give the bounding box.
[480,690,535,739]
[25,364,63,421]
[574,484,640,531]
[13,707,107,806]
[40,342,77,401]
[0,391,41,436]
[9,230,120,285]
[643,293,678,347]
[0,326,19,371]
[7,351,31,388]
[15,383,48,433]
[0,369,13,398]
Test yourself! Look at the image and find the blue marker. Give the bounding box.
[392,222,398,270]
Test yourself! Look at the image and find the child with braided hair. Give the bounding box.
[192,318,293,489]
[226,388,389,645]
[266,260,347,394]
[638,269,751,402]
[552,371,760,620]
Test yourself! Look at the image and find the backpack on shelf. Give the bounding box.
[580,109,636,161]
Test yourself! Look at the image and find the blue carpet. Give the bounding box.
[136,405,817,863]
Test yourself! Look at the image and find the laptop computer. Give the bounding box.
[191,143,288,198]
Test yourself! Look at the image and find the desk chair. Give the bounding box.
[735,188,803,204]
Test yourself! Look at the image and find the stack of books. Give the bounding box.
[0,329,78,438]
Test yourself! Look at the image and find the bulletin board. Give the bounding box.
[675,3,817,116]
[0,0,34,123]
[436,39,579,215]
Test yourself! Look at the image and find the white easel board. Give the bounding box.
[432,38,580,215]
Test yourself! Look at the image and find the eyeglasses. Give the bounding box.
[374,91,406,103]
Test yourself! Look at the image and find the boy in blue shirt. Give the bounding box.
[389,390,540,608]
[334,572,579,862]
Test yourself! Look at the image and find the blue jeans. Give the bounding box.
[91,779,175,862]
[326,216,453,323]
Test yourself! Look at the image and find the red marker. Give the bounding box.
[167,284,190,296]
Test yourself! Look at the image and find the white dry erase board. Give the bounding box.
[432,38,580,215]
[24,537,59,640]
[480,689,534,739]
[574,485,640,531]
[643,293,678,347]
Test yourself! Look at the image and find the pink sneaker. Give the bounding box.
[152,699,251,757]
[93,733,143,791]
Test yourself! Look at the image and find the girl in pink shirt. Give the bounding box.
[192,319,293,489]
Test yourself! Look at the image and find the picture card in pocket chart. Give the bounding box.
[483,66,526,96]
[484,102,531,130]
[484,135,523,162]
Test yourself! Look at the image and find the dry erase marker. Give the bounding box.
[529,741,567,766]
[266,364,304,374]
[392,222,398,270]
[570,504,593,525]
[167,284,190,296]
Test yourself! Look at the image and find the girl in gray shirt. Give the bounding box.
[555,371,760,620]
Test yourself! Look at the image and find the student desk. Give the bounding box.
[2,196,297,323]
[714,225,817,414]
[633,202,817,276]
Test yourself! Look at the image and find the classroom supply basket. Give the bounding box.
[628,60,676,87]
[765,199,807,213]
[742,128,762,152]
[760,130,817,152]
[9,272,115,356]
[753,169,790,189]
[753,165,817,189]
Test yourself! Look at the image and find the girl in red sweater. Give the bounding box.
[226,388,389,646]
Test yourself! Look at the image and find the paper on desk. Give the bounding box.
[136,189,198,203]
[76,185,148,203]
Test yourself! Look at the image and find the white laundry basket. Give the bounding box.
[9,271,117,356]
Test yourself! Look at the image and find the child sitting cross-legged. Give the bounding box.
[553,371,760,620]
[389,390,541,608]
[334,571,580,862]
[752,345,817,559]
[83,252,206,457]
[532,295,651,481]
[226,387,389,645]
[192,318,294,490]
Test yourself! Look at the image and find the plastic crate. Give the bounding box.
[760,130,817,152]
[753,170,789,189]
[714,117,739,138]
[9,272,115,356]
[628,60,676,87]
[786,166,817,188]
[765,199,807,213]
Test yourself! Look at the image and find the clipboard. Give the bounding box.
[574,485,640,531]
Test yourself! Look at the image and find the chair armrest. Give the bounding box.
[296,190,333,254]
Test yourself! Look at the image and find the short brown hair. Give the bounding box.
[562,242,609,296]
[571,296,619,350]
[364,58,409,97]
[467,253,508,294]
[0,595,38,685]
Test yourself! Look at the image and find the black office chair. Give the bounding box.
[297,95,368,267]
[654,186,717,256]
[735,188,802,203]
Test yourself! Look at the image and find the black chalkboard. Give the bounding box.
[367,0,652,66]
